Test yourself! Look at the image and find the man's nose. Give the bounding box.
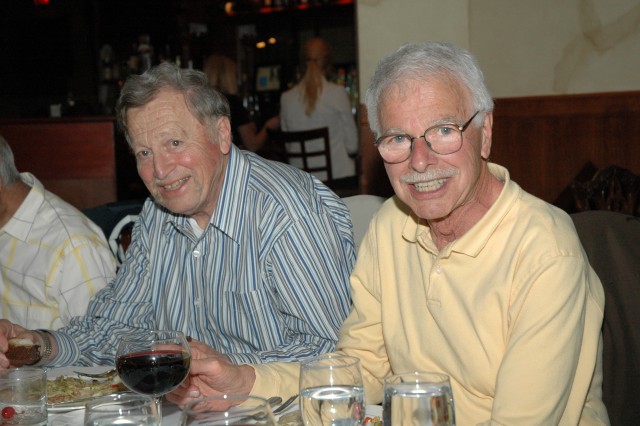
[409,136,437,170]
[153,152,174,178]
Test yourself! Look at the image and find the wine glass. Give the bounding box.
[383,371,455,426]
[299,354,365,425]
[181,395,277,425]
[115,329,191,418]
[84,393,161,426]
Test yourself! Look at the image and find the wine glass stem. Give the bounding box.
[154,396,163,421]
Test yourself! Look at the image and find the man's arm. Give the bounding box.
[488,256,603,424]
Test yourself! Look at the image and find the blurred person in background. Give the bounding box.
[279,37,359,187]
[203,55,280,152]
[0,135,116,330]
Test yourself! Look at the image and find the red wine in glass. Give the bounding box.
[115,330,191,417]
[116,349,191,396]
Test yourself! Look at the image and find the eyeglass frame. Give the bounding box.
[373,110,481,164]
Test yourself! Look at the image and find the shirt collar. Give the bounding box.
[166,145,250,243]
[401,163,520,256]
[1,172,45,241]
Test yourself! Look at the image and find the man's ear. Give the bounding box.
[215,116,232,154]
[480,111,493,161]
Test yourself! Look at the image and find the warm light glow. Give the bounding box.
[224,2,234,15]
[256,41,266,49]
[33,0,50,4]
[267,37,277,45]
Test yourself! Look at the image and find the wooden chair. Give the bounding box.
[83,199,144,269]
[269,127,333,184]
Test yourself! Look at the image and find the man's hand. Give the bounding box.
[166,339,256,409]
[0,320,34,369]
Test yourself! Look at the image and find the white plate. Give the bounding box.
[46,366,128,412]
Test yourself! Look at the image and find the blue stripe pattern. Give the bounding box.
[53,146,356,366]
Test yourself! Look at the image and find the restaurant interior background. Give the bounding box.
[0,0,356,120]
[0,0,639,211]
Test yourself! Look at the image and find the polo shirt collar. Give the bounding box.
[401,163,520,256]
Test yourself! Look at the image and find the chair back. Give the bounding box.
[342,195,385,247]
[571,164,640,216]
[571,211,640,425]
[270,127,333,183]
[83,199,144,268]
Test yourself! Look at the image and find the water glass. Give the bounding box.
[383,371,455,426]
[299,354,365,425]
[84,393,161,426]
[181,395,276,425]
[0,367,47,426]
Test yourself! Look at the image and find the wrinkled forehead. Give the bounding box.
[380,74,469,108]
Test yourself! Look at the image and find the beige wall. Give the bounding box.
[357,0,640,98]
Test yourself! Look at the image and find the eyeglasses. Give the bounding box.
[374,111,481,164]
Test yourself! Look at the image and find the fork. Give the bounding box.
[73,369,117,379]
[272,394,298,415]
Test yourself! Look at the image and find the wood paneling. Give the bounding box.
[491,91,640,207]
[359,91,640,210]
[0,117,118,210]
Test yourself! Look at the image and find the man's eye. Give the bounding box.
[388,134,409,144]
[135,150,150,158]
[171,139,181,147]
[435,126,455,137]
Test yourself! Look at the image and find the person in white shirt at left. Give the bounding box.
[0,135,116,330]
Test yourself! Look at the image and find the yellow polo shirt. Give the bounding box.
[252,163,609,425]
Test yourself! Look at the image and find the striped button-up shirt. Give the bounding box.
[52,146,356,366]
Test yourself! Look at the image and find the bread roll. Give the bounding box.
[6,338,40,366]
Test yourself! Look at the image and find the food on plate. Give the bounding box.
[363,415,383,425]
[47,374,128,404]
[5,338,40,366]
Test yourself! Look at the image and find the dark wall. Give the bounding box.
[0,0,95,117]
[0,0,183,118]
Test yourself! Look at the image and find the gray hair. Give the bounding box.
[116,62,231,145]
[364,41,494,137]
[0,135,21,186]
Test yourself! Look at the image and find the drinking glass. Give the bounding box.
[84,393,161,426]
[181,395,276,425]
[115,329,191,418]
[299,354,364,425]
[383,371,455,426]
[0,367,47,426]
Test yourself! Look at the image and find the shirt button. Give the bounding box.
[193,250,201,258]
[435,266,443,274]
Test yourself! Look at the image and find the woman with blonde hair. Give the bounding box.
[280,37,358,184]
[203,55,279,152]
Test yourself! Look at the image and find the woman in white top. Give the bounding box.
[279,37,359,183]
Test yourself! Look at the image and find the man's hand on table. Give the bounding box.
[166,338,256,409]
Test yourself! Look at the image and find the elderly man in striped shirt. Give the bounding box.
[0,63,356,369]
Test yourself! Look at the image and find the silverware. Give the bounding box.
[272,394,298,415]
[245,394,298,421]
[73,369,117,379]
[267,396,283,407]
